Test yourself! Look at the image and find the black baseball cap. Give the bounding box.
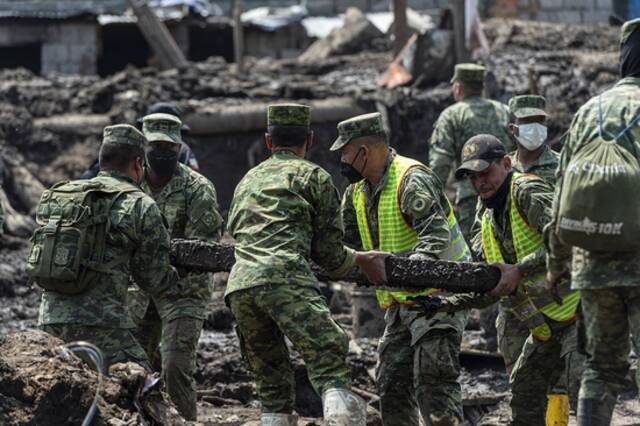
[455,134,507,180]
[136,102,191,134]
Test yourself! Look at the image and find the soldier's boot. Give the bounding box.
[260,413,298,426]
[545,394,569,426]
[576,398,614,426]
[322,388,366,426]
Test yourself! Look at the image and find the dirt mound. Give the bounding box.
[0,330,187,425]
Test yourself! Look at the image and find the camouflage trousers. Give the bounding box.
[128,291,204,421]
[41,324,150,371]
[495,303,529,374]
[376,304,466,426]
[579,287,640,405]
[509,320,584,426]
[228,284,351,414]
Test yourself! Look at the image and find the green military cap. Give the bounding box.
[508,95,547,119]
[621,17,640,45]
[267,103,311,127]
[455,134,507,180]
[102,124,146,148]
[330,112,386,151]
[142,113,182,144]
[450,63,486,84]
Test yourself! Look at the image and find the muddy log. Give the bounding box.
[170,239,500,293]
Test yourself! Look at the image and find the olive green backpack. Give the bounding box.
[26,178,138,294]
[557,95,640,252]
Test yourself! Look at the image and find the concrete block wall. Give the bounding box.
[534,0,613,23]
[42,23,98,74]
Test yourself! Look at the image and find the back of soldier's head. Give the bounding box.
[99,125,146,172]
[266,104,311,147]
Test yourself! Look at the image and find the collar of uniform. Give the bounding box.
[615,76,640,88]
[512,145,556,171]
[358,148,395,197]
[142,163,187,196]
[97,170,138,185]
[272,149,300,158]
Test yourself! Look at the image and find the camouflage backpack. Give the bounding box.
[557,95,640,252]
[26,178,138,294]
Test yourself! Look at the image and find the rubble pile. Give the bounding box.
[0,330,187,426]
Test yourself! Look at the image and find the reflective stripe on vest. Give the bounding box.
[353,155,471,309]
[481,173,579,340]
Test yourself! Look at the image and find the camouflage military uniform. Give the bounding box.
[446,170,584,425]
[429,64,513,240]
[226,104,357,415]
[338,112,470,425]
[547,21,640,420]
[510,145,559,185]
[37,125,179,370]
[129,113,222,420]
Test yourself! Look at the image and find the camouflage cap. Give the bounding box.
[450,63,485,84]
[267,103,311,127]
[621,17,640,45]
[508,95,547,119]
[330,112,386,151]
[102,124,146,148]
[455,134,507,180]
[142,113,182,144]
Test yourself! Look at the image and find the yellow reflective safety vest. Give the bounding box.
[481,173,580,341]
[353,154,471,309]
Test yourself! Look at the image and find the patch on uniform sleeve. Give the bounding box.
[407,194,435,218]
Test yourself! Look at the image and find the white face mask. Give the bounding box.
[516,123,547,151]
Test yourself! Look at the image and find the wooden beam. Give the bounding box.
[452,0,469,63]
[170,239,501,293]
[392,0,410,56]
[127,0,188,70]
[232,0,245,74]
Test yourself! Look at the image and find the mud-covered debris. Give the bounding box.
[0,330,186,426]
[298,7,384,64]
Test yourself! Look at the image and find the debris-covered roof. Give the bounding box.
[0,0,127,20]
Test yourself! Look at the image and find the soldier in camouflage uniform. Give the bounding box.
[429,63,513,241]
[335,113,472,425]
[546,18,640,425]
[37,124,179,370]
[507,95,559,184]
[226,104,387,426]
[128,113,223,420]
[425,135,583,425]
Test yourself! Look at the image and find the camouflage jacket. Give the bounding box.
[341,150,454,258]
[451,173,555,310]
[547,77,640,289]
[38,171,179,328]
[136,163,223,321]
[225,150,356,296]
[510,145,559,185]
[429,96,513,203]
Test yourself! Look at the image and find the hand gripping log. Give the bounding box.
[170,239,501,293]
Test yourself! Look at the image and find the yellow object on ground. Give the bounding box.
[546,393,569,426]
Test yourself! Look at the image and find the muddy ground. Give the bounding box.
[0,17,639,425]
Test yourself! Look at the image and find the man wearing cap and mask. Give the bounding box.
[34,124,179,370]
[546,18,640,424]
[429,63,512,241]
[335,112,472,425]
[421,134,583,426]
[508,95,559,184]
[127,113,222,420]
[226,104,387,426]
[80,102,200,179]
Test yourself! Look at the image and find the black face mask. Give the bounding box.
[340,147,366,184]
[146,148,178,177]
[621,28,640,78]
[482,172,513,210]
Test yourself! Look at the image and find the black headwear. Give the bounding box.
[620,25,640,78]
